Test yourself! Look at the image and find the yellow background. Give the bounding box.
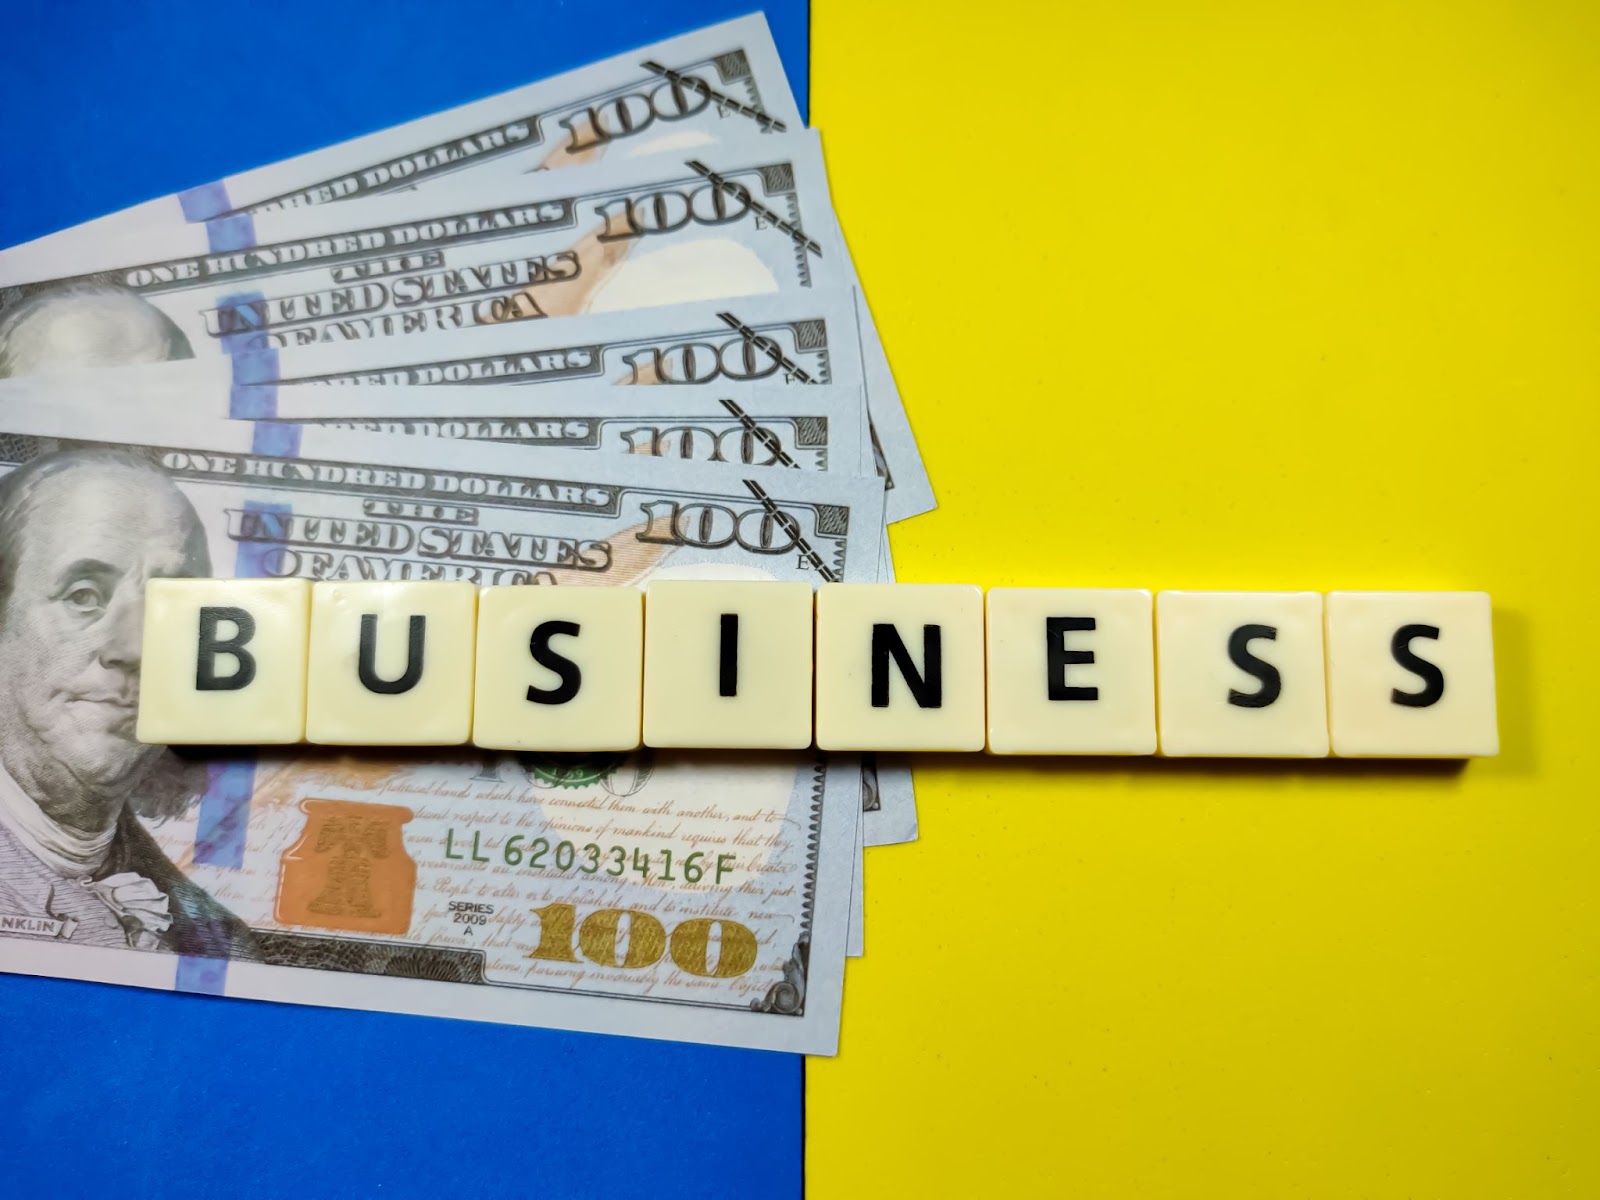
[808,1,1598,1195]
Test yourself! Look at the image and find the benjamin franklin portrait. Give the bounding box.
[0,281,196,379]
[0,447,255,957]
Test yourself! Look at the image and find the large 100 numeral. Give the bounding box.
[620,424,786,465]
[636,499,799,553]
[620,335,790,385]
[527,903,758,978]
[593,183,752,242]
[559,80,712,152]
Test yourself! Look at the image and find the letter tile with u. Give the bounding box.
[306,581,477,745]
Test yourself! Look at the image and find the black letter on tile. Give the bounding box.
[528,620,582,704]
[195,606,257,691]
[871,624,942,709]
[719,613,739,697]
[1391,624,1445,707]
[1226,624,1281,708]
[358,614,425,694]
[1046,616,1098,701]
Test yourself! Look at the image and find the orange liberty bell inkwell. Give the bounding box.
[276,799,417,935]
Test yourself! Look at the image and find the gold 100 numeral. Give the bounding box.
[526,902,759,978]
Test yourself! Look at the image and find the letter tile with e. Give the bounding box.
[306,581,477,745]
[473,585,643,751]
[986,587,1157,754]
[815,583,985,752]
[1325,590,1498,757]
[1156,590,1329,757]
[643,580,814,749]
[137,578,311,745]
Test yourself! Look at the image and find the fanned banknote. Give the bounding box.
[183,287,895,507]
[235,379,864,473]
[0,132,934,522]
[124,290,868,468]
[0,133,847,351]
[0,382,884,1053]
[9,15,801,254]
[235,287,864,395]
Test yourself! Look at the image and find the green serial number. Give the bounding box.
[443,829,736,884]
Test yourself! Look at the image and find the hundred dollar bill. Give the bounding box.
[0,134,934,521]
[235,379,864,475]
[0,386,883,1053]
[0,133,845,353]
[10,15,800,253]
[124,289,875,478]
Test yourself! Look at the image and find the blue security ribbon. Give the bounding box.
[177,188,289,1002]
[185,497,297,1003]
[229,346,280,420]
[229,497,294,583]
[204,212,257,254]
[193,759,254,870]
[177,181,234,223]
[175,955,228,996]
[214,290,267,359]
[250,422,302,458]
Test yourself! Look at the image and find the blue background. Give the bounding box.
[0,4,809,1197]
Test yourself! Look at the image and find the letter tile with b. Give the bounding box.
[306,581,477,745]
[643,580,814,749]
[1156,590,1329,757]
[815,583,985,752]
[1325,591,1498,757]
[986,588,1157,754]
[137,578,311,745]
[473,585,643,751]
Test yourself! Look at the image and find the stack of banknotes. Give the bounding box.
[0,14,930,1055]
